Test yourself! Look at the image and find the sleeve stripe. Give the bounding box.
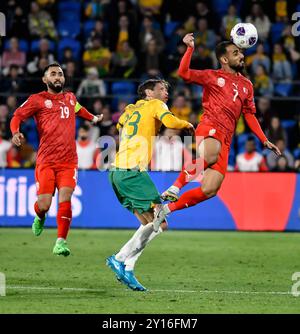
[159,111,172,121]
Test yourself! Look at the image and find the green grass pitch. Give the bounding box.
[0,228,300,314]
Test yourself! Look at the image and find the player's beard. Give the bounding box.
[230,62,246,75]
[48,81,64,93]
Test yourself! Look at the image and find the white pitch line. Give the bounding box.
[6,285,293,296]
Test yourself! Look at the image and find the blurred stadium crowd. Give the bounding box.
[0,0,299,172]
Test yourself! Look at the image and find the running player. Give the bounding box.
[106,79,194,291]
[153,33,281,231]
[10,63,103,256]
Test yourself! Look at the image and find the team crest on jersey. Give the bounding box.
[44,99,53,109]
[217,77,225,87]
[209,128,216,136]
[243,87,248,94]
[70,99,75,106]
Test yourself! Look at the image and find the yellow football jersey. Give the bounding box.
[113,99,172,170]
[113,98,189,170]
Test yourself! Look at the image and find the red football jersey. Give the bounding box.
[14,91,79,165]
[187,69,256,139]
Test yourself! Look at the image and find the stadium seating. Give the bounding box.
[274,83,293,97]
[58,1,81,22]
[293,148,300,159]
[30,39,56,53]
[21,118,39,151]
[228,140,236,168]
[164,21,180,38]
[291,63,298,78]
[212,0,231,18]
[83,20,96,38]
[244,41,271,56]
[237,133,262,153]
[57,1,81,12]
[1,0,299,170]
[281,119,297,146]
[4,39,29,53]
[111,81,136,110]
[57,38,81,61]
[57,21,81,38]
[271,23,285,45]
[281,119,297,130]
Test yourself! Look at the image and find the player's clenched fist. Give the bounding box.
[12,132,24,146]
[93,114,104,124]
[185,122,195,136]
[183,33,195,49]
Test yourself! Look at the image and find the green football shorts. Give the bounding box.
[109,169,161,213]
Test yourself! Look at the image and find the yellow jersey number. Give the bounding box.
[123,111,141,139]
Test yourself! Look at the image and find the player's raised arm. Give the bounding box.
[10,95,38,146]
[178,33,195,81]
[178,33,212,85]
[75,99,103,124]
[242,85,281,156]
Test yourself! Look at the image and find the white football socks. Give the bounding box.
[115,223,154,262]
[124,226,163,271]
[163,204,171,214]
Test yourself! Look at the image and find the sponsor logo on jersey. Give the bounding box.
[70,99,75,106]
[217,77,225,87]
[209,128,216,136]
[44,100,53,109]
[243,87,248,94]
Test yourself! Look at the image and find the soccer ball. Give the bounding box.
[230,23,258,49]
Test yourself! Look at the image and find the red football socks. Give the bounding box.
[34,201,46,219]
[174,157,209,189]
[57,201,72,239]
[168,188,208,212]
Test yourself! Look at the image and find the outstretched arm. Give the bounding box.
[75,102,103,124]
[161,113,194,135]
[244,113,281,156]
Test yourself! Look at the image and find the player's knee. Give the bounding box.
[38,199,51,212]
[201,184,219,198]
[206,154,218,166]
[160,221,168,231]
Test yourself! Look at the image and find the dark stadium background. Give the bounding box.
[0,0,299,230]
[1,0,300,316]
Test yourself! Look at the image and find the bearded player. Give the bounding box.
[152,33,281,231]
[10,63,103,256]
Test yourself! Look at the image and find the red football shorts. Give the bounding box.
[195,123,231,176]
[35,163,78,195]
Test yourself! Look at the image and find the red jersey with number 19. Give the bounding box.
[14,91,79,165]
